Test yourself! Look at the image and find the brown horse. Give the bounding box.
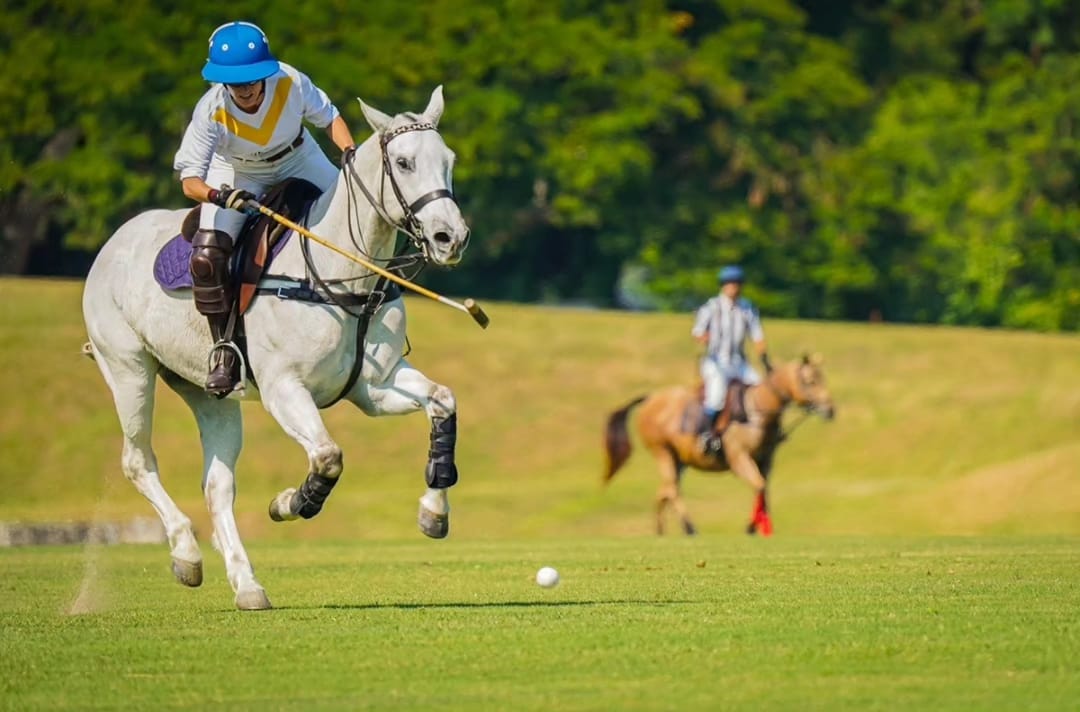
[603,355,834,536]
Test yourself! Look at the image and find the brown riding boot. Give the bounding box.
[204,315,240,396]
[702,407,731,456]
[190,229,239,397]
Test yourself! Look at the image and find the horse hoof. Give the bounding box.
[418,504,449,539]
[235,586,272,611]
[171,558,203,587]
[269,489,299,522]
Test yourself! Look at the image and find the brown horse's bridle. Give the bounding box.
[754,365,821,442]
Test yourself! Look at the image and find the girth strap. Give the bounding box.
[324,276,398,408]
[255,278,400,308]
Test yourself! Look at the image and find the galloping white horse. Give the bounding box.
[82,87,470,610]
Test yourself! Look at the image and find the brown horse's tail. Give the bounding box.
[603,396,646,484]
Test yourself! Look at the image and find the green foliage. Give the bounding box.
[0,0,1077,329]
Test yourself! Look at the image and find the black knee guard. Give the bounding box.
[190,229,233,316]
[290,473,339,519]
[424,414,458,489]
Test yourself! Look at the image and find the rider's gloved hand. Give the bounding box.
[209,187,257,212]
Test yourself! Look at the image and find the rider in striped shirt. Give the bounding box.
[692,265,773,451]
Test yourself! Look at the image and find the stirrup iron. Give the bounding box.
[206,340,247,398]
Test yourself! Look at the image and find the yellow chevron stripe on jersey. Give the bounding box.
[212,76,293,146]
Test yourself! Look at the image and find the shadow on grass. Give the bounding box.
[269,599,695,612]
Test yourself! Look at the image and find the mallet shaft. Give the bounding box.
[251,202,489,329]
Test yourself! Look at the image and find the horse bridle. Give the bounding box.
[344,121,456,256]
[755,365,822,443]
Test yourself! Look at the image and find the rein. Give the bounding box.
[776,408,813,443]
[290,121,457,407]
[752,369,817,443]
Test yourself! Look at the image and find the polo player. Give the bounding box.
[173,21,357,396]
[691,265,773,453]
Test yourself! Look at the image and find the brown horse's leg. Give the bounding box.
[749,426,781,535]
[728,449,772,537]
[749,491,772,536]
[669,457,697,535]
[652,447,681,536]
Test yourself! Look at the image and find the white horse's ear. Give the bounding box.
[358,98,392,133]
[422,85,445,127]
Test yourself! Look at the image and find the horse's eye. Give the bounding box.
[396,157,411,171]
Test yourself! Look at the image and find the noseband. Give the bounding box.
[345,121,456,254]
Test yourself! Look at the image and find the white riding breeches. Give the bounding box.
[700,357,761,413]
[198,137,339,243]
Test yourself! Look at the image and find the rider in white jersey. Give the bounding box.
[173,21,357,396]
[691,265,773,449]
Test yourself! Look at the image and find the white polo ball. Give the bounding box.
[536,566,560,588]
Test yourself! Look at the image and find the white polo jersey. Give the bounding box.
[174,62,340,180]
[692,294,764,366]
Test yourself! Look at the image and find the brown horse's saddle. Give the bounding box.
[681,396,704,435]
[686,380,749,435]
[724,380,749,425]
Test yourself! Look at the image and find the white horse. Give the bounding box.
[82,87,470,610]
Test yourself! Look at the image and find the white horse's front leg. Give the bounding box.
[261,377,344,523]
[352,360,458,538]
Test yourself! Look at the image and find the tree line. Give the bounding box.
[2,0,1077,330]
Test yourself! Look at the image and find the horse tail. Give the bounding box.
[603,396,646,484]
[81,342,96,361]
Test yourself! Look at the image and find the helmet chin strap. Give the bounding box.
[227,82,265,112]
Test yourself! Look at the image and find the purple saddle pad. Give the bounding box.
[152,232,294,291]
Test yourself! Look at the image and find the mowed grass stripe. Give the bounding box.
[1,536,1078,710]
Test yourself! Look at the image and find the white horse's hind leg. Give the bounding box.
[261,378,344,522]
[85,340,202,586]
[352,361,458,538]
[164,376,270,610]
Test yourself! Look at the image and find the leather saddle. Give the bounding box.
[691,379,748,434]
[177,178,323,316]
[723,379,749,426]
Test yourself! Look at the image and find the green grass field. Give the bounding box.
[1,277,1079,709]
[1,278,1078,539]
[2,537,1078,711]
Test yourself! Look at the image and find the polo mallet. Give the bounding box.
[247,200,489,329]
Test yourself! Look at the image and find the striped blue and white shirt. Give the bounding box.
[692,294,764,366]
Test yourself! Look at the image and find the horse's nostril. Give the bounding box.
[433,231,451,245]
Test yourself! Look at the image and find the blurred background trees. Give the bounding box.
[1,0,1077,329]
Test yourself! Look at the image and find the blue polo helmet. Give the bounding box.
[202,22,279,84]
[717,265,745,284]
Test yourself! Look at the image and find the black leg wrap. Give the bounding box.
[424,414,458,489]
[289,473,339,519]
